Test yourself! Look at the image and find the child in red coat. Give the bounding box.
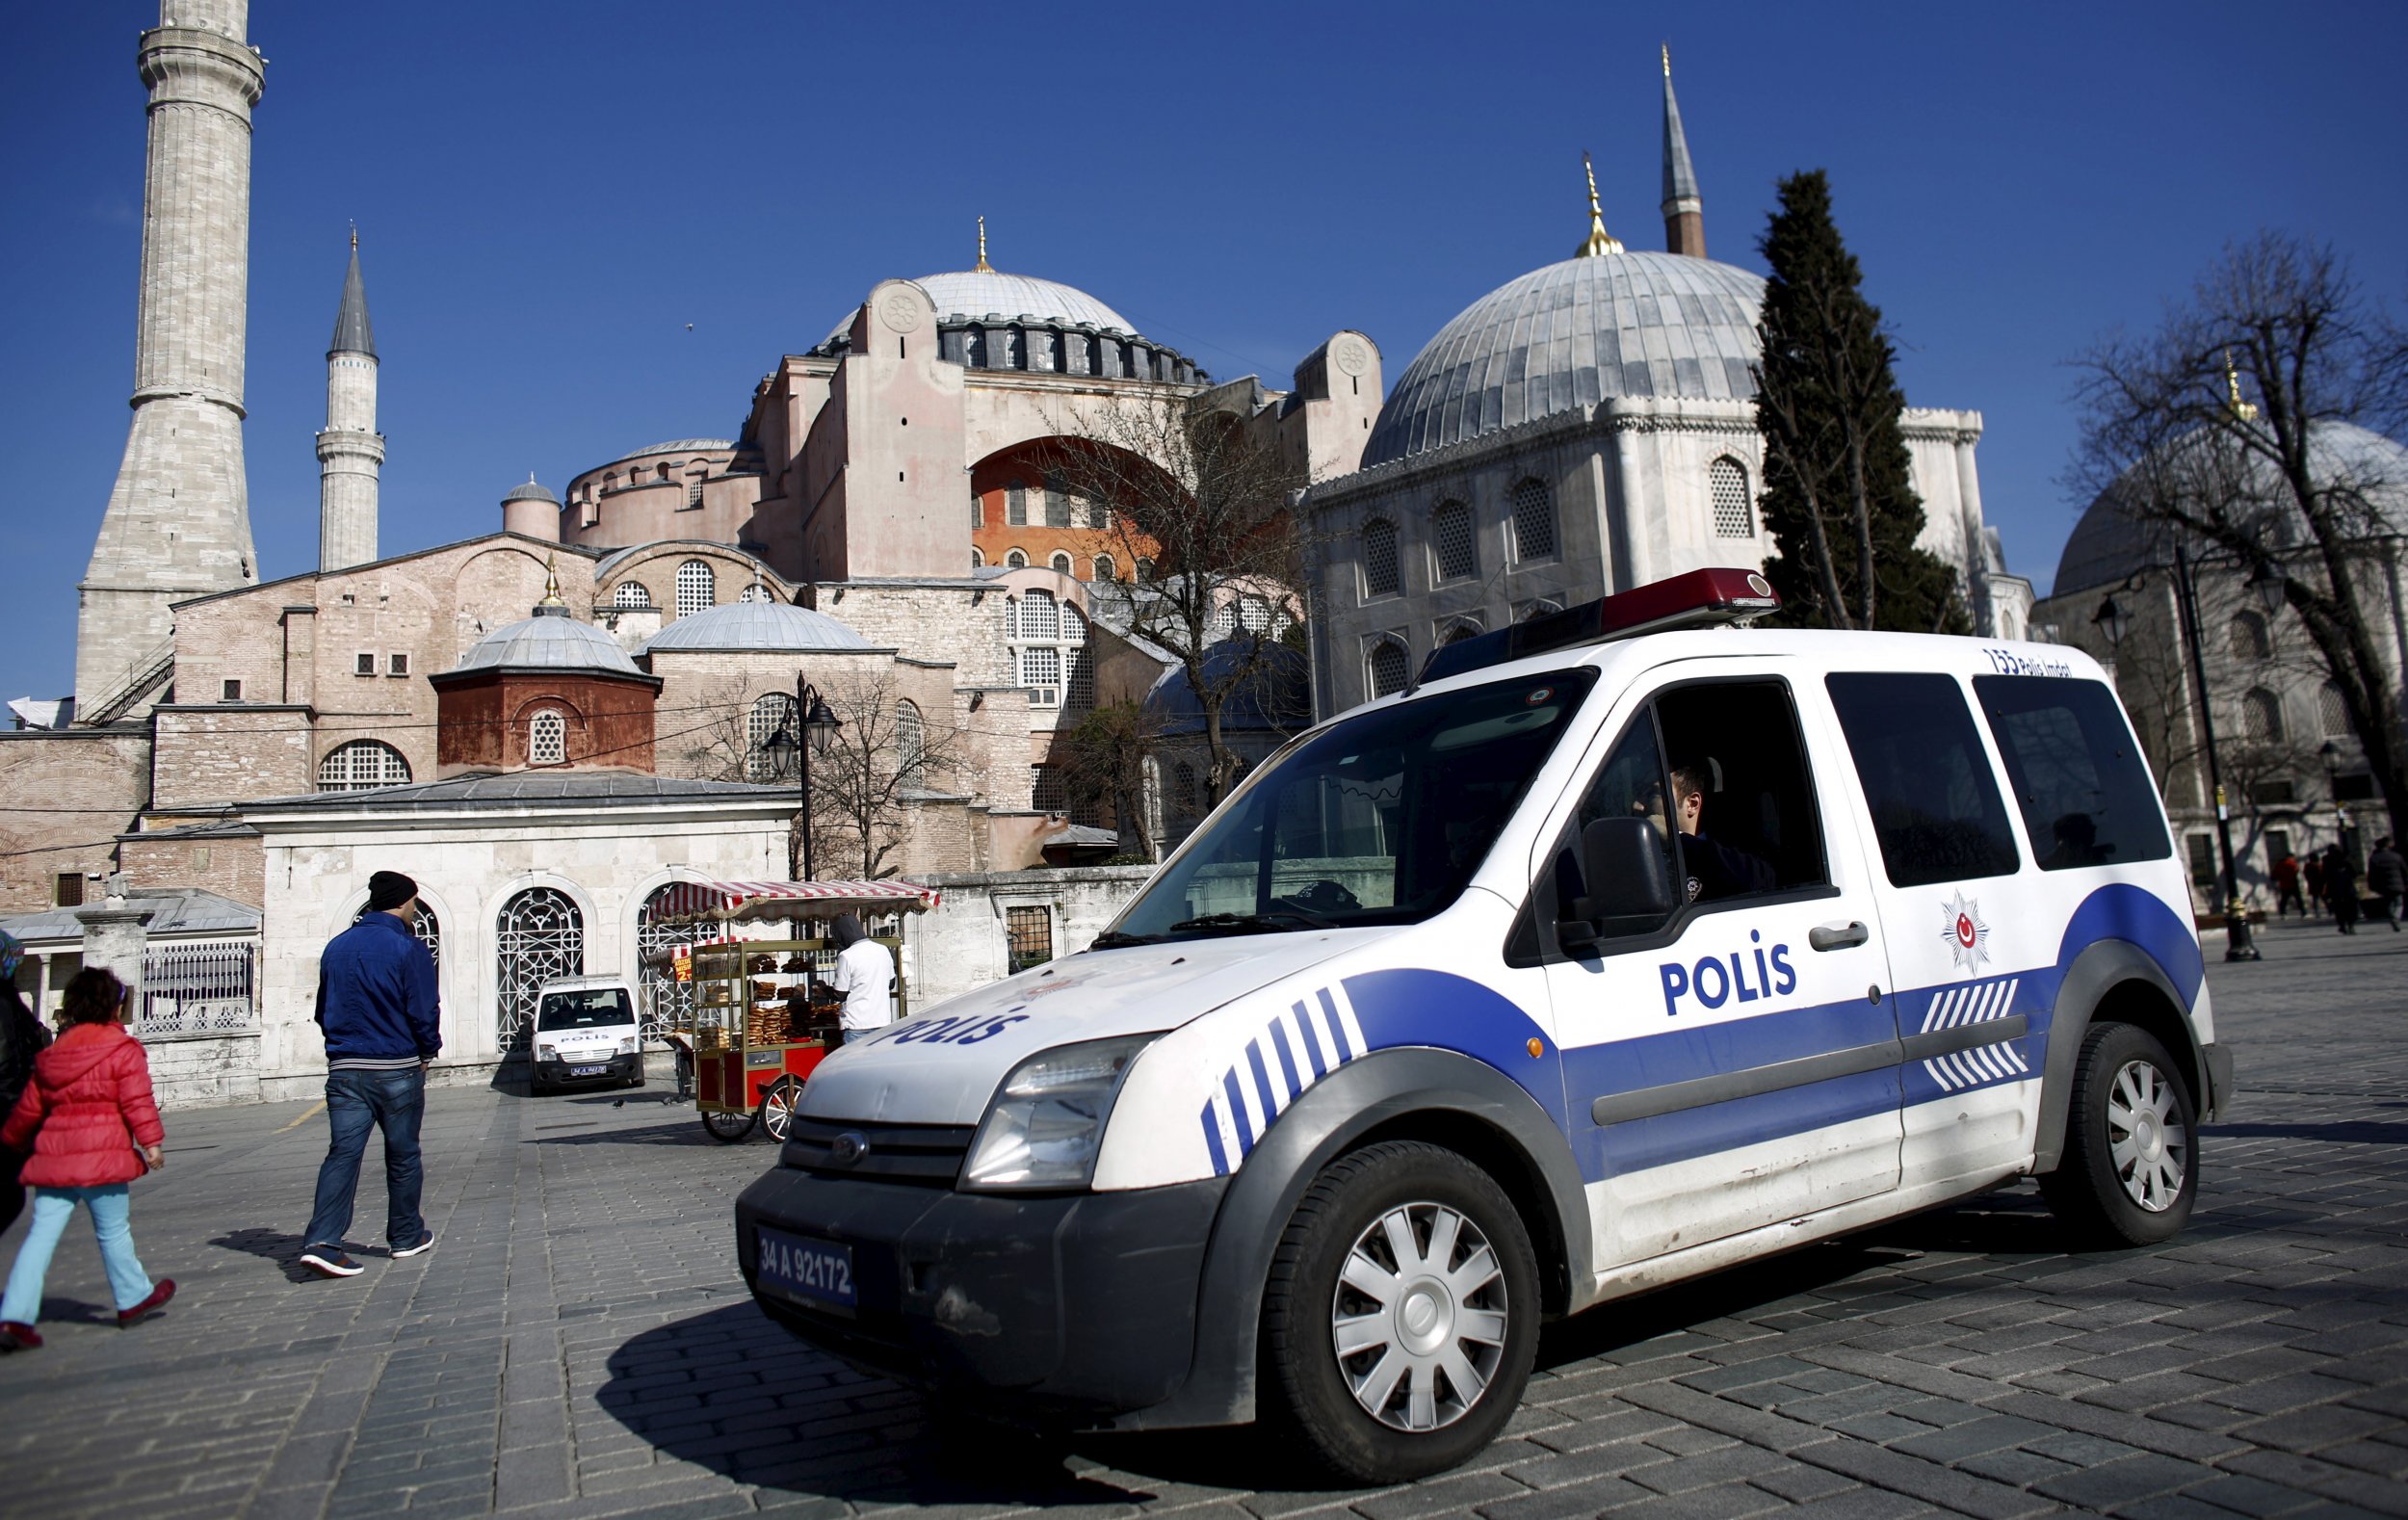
[0,968,174,1350]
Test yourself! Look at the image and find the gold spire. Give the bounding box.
[1578,151,1624,258]
[2224,349,2260,422]
[540,549,564,607]
[1662,41,1671,77]
[975,215,992,273]
[350,223,357,252]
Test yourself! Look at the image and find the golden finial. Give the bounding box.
[2224,349,2260,422]
[1578,151,1624,258]
[975,215,992,273]
[1662,41,1671,77]
[350,223,357,252]
[540,550,564,607]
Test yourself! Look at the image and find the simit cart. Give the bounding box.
[641,878,935,1144]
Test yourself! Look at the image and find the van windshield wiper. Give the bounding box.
[1087,930,1159,950]
[1165,908,1334,935]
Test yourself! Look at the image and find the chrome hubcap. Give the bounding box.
[1331,1203,1508,1431]
[2107,1059,2187,1212]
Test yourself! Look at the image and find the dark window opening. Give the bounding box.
[1006,905,1052,973]
[1828,672,2019,886]
[1974,675,2171,871]
[221,679,242,701]
[55,873,84,908]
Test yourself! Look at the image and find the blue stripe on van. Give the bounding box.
[1199,1102,1229,1176]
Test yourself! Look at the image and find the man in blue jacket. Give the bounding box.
[300,871,441,1278]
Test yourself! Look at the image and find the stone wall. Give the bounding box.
[909,865,1153,1006]
[152,705,313,806]
[0,728,154,912]
[145,1029,262,1110]
[120,828,264,907]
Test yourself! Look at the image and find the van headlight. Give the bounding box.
[961,1035,1160,1192]
[617,1036,640,1055]
[536,1041,559,1061]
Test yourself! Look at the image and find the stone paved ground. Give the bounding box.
[1,921,2404,1519]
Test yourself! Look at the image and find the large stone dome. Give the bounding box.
[640,600,872,654]
[823,269,1138,348]
[2053,421,2408,596]
[456,613,642,675]
[1364,250,1767,468]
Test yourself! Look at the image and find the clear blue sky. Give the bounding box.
[6,1,2405,699]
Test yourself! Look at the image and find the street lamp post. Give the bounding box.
[764,677,842,880]
[2169,542,2259,961]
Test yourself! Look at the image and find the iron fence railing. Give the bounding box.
[139,937,259,1035]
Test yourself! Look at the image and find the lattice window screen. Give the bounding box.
[1433,503,1476,581]
[1509,480,1556,561]
[1363,520,1400,597]
[1369,641,1410,697]
[1710,458,1755,538]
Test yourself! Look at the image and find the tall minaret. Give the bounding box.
[75,1,266,720]
[318,231,382,570]
[1661,44,1707,258]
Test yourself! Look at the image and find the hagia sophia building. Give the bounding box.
[4,4,2028,1098]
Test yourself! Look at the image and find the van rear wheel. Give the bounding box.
[2042,1021,2197,1247]
[1261,1140,1538,1483]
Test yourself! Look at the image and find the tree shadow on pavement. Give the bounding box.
[597,1302,1306,1503]
[2204,1120,2408,1144]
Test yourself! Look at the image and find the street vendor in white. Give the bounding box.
[828,914,894,1044]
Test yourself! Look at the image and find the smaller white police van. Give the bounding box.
[735,568,2232,1482]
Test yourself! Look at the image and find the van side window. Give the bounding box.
[1654,682,1828,902]
[1974,676,2172,870]
[1827,672,2020,887]
[1561,714,1679,933]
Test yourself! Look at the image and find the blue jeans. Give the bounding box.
[2,1184,152,1323]
[303,1068,427,1251]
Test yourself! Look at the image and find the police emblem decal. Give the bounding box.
[1941,891,1991,973]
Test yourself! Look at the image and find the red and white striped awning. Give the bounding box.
[644,878,940,927]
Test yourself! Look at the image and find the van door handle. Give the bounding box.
[1809,921,1870,952]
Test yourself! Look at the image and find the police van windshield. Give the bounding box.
[1106,670,1599,944]
[537,989,633,1030]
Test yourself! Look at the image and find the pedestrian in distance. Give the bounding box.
[2271,852,2304,919]
[0,967,174,1351]
[2304,852,2328,918]
[829,914,895,1045]
[2325,845,2362,935]
[299,871,440,1279]
[0,930,54,1234]
[2369,835,2406,932]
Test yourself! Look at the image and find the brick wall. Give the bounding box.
[152,706,314,807]
[119,830,264,907]
[0,730,153,913]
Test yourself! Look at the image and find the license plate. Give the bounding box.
[756,1225,855,1311]
[568,1064,605,1077]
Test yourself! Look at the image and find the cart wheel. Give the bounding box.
[760,1078,803,1145]
[701,1109,757,1143]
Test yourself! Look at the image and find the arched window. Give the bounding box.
[1173,762,1198,818]
[1234,595,1273,635]
[970,491,984,530]
[1441,619,1482,646]
[739,582,772,604]
[2229,611,2270,661]
[1710,457,1755,537]
[318,740,411,792]
[1363,518,1400,598]
[970,547,984,569]
[1136,557,1157,582]
[2319,682,2351,738]
[1017,589,1059,641]
[634,884,692,1041]
[1508,479,1556,562]
[1516,599,1564,623]
[1368,640,1410,698]
[675,560,715,617]
[1093,555,1116,583]
[747,692,797,781]
[495,886,583,1051]
[612,581,652,609]
[1005,548,1028,569]
[355,899,440,968]
[896,700,924,782]
[1050,551,1074,575]
[1007,479,1028,527]
[1061,605,1086,644]
[2241,688,2285,744]
[529,710,567,766]
[1432,501,1476,582]
[1044,472,1071,529]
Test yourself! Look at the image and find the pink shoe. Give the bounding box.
[118,1279,175,1327]
[0,1322,40,1350]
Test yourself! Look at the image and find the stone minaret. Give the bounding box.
[75,1,267,721]
[318,232,382,569]
[1661,44,1706,259]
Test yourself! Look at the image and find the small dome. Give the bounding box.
[1142,640,1310,739]
[2054,421,2408,596]
[1365,250,1767,467]
[824,270,1138,348]
[625,438,734,458]
[456,614,641,675]
[502,480,559,505]
[640,600,873,654]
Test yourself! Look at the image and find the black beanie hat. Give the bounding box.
[831,913,865,948]
[367,871,418,913]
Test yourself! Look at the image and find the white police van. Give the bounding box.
[735,568,2232,1482]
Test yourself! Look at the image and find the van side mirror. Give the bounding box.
[1557,817,1676,957]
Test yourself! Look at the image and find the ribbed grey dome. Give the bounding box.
[824,270,1138,348]
[640,600,871,654]
[456,615,641,674]
[1365,251,1767,467]
[626,437,733,458]
[2054,422,2408,596]
[501,480,559,504]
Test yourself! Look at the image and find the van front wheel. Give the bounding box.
[2042,1021,2197,1247]
[1261,1140,1538,1483]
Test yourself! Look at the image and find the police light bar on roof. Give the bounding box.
[1414,567,1780,688]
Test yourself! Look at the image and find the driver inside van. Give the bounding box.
[1669,756,1777,902]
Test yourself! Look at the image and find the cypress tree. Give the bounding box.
[1752,170,1967,633]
